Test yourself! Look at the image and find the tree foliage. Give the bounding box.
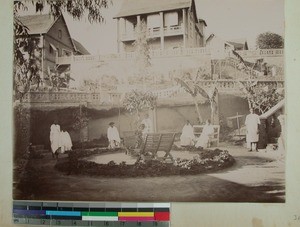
[174,68,218,123]
[256,32,284,49]
[133,20,151,87]
[123,90,157,130]
[238,80,284,114]
[123,90,157,115]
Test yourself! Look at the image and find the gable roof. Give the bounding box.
[72,39,90,55]
[227,38,248,50]
[18,14,57,35]
[18,14,76,52]
[114,0,193,18]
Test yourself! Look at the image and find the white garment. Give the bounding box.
[60,131,73,153]
[141,118,153,133]
[107,126,120,143]
[180,124,195,146]
[195,124,214,148]
[107,126,121,149]
[245,113,260,148]
[50,124,61,153]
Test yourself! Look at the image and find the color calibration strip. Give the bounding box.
[13,201,170,226]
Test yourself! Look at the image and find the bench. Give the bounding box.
[137,133,176,162]
[193,125,220,147]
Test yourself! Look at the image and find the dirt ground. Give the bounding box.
[14,144,285,202]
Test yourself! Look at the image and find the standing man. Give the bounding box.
[245,108,261,152]
[107,122,121,149]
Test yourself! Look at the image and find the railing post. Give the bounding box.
[160,12,164,50]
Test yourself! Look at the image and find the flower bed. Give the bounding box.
[55,148,235,177]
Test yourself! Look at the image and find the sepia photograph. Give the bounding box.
[13,0,285,202]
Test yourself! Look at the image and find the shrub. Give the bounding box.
[55,149,235,177]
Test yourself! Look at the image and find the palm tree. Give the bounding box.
[175,73,219,124]
[197,84,219,124]
[175,77,203,123]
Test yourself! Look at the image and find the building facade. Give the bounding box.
[114,0,207,52]
[18,14,89,82]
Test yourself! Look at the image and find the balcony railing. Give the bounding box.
[121,32,136,41]
[22,91,101,103]
[120,25,184,41]
[235,49,284,58]
[147,27,161,37]
[164,25,184,36]
[56,48,284,65]
[56,47,210,64]
[22,79,284,105]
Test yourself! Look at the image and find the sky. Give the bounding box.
[20,0,285,54]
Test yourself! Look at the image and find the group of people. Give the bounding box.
[180,108,262,152]
[180,119,214,149]
[49,109,262,153]
[107,111,260,151]
[107,114,153,149]
[50,120,73,159]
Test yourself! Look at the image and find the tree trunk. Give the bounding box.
[210,101,214,124]
[247,95,252,110]
[193,98,203,123]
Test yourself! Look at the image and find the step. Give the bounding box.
[31,145,44,151]
[35,149,49,154]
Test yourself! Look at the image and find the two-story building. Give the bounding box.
[114,0,207,52]
[18,14,89,82]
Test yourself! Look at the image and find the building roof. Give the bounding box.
[18,14,57,35]
[18,14,76,52]
[198,19,207,26]
[227,38,248,50]
[206,34,215,43]
[206,34,234,48]
[114,0,193,18]
[72,39,90,55]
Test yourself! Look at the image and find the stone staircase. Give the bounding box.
[226,57,262,78]
[30,144,50,155]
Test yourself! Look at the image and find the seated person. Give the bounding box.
[195,119,214,149]
[180,120,195,146]
[107,122,121,149]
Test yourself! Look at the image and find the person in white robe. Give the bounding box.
[107,122,121,149]
[195,119,214,149]
[277,112,285,152]
[50,121,61,158]
[60,130,73,153]
[245,108,261,151]
[180,120,195,146]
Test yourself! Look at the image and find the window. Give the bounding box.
[147,14,160,28]
[58,29,62,39]
[164,12,178,27]
[49,43,57,55]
